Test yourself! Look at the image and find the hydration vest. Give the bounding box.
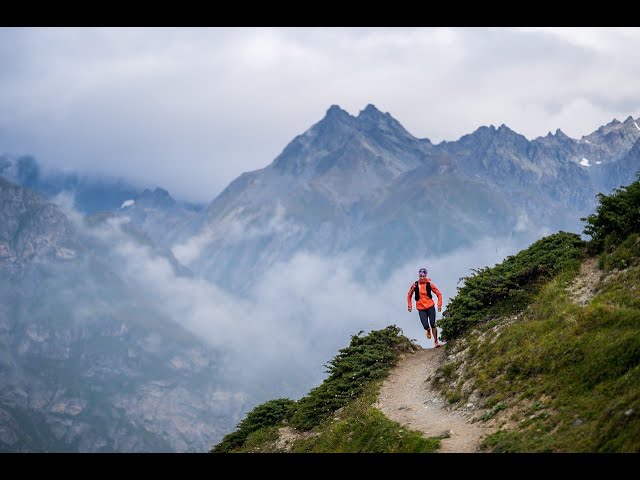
[414,281,433,301]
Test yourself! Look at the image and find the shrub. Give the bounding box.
[582,172,640,253]
[212,326,415,451]
[440,231,585,340]
[599,233,640,271]
[290,325,411,430]
[211,398,296,452]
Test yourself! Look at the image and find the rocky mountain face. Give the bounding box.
[581,116,640,163]
[0,178,79,273]
[603,130,640,192]
[0,179,244,452]
[174,106,640,290]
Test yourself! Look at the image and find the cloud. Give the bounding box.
[171,226,216,265]
[171,201,299,265]
[60,197,533,402]
[1,28,640,203]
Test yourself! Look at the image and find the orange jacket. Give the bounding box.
[407,277,443,310]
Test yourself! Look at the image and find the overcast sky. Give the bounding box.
[2,27,639,203]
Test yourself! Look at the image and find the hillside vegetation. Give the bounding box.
[211,326,441,453]
[211,173,640,453]
[435,173,640,452]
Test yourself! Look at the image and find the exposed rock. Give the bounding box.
[274,426,319,452]
[0,180,246,452]
[567,257,601,305]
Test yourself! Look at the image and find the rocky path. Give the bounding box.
[374,347,487,453]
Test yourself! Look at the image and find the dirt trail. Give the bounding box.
[374,347,487,453]
[567,257,601,305]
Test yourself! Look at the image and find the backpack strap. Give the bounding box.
[415,281,433,301]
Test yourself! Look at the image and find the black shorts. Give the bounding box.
[418,307,436,330]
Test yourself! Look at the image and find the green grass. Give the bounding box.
[480,402,507,422]
[437,257,640,452]
[292,383,440,453]
[598,233,640,271]
[234,427,282,453]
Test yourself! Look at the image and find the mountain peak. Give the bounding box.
[555,128,569,138]
[357,104,394,125]
[359,103,384,117]
[138,187,176,207]
[471,125,496,135]
[356,103,417,140]
[498,123,516,134]
[325,104,351,120]
[317,104,354,128]
[586,114,640,137]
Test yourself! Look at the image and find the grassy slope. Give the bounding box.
[435,250,640,452]
[432,177,640,452]
[240,382,441,453]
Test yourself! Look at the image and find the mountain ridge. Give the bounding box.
[173,105,640,289]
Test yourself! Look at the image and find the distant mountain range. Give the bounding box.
[168,105,640,289]
[1,104,639,451]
